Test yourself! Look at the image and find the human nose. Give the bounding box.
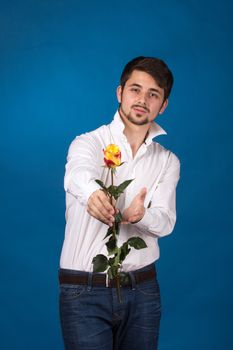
[137,91,147,105]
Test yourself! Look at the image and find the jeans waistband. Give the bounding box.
[59,263,156,288]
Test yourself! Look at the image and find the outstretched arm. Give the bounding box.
[122,152,180,238]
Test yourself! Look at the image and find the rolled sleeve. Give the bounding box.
[135,152,180,237]
[64,134,102,205]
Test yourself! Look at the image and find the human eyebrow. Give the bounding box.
[149,88,162,95]
[128,83,141,88]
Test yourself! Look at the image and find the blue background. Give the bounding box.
[1,0,233,349]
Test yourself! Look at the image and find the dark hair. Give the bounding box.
[120,56,174,100]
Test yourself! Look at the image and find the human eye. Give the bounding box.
[130,87,140,93]
[149,92,159,98]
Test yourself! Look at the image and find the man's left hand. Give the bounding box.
[122,187,147,224]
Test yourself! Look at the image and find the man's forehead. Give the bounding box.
[126,70,162,91]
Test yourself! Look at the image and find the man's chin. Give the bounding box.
[127,115,149,126]
[119,107,149,126]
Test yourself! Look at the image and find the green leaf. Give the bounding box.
[115,211,123,224]
[108,257,115,266]
[92,254,109,272]
[107,185,118,199]
[119,242,131,262]
[112,249,121,267]
[104,226,113,239]
[113,215,121,236]
[106,236,117,255]
[117,179,134,193]
[95,179,107,191]
[107,179,134,200]
[127,237,147,250]
[115,222,120,236]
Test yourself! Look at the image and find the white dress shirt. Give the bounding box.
[60,111,180,272]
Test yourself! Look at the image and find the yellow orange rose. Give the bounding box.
[103,144,122,168]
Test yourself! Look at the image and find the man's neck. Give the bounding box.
[119,112,151,158]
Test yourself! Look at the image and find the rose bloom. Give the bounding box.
[103,144,122,168]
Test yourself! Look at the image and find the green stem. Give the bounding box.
[110,169,122,302]
[110,169,114,205]
[111,169,116,241]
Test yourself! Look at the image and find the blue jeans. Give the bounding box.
[59,263,161,350]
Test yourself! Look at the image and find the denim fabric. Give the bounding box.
[59,264,161,350]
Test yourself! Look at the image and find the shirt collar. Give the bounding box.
[109,110,167,145]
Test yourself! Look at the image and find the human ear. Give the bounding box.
[159,99,168,114]
[116,86,122,103]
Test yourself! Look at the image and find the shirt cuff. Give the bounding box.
[134,209,156,231]
[65,180,101,206]
[82,182,102,205]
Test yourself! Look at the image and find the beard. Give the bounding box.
[119,104,150,126]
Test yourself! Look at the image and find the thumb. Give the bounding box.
[138,187,147,202]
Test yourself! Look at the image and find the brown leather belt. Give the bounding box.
[59,267,156,288]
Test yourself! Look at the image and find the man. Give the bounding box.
[59,56,180,350]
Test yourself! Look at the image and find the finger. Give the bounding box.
[90,192,115,218]
[92,197,115,222]
[87,203,114,226]
[98,191,115,214]
[88,194,115,222]
[90,190,114,214]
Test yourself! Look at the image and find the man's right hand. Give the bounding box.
[87,189,115,226]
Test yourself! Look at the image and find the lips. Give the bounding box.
[133,106,147,114]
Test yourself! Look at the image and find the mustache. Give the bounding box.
[132,104,150,113]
